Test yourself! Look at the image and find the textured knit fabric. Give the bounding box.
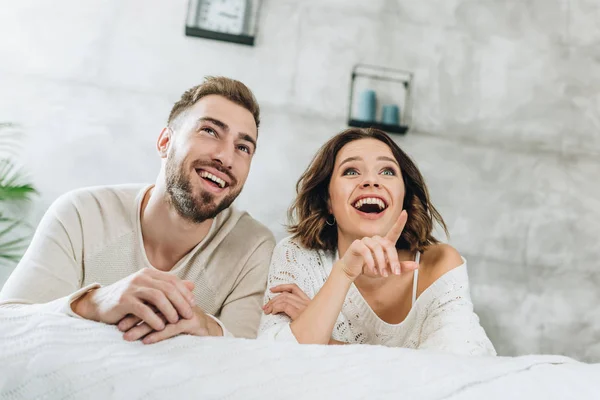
[0,184,275,338]
[258,237,496,356]
[2,308,595,400]
[2,308,594,399]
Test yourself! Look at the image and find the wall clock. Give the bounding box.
[185,0,260,46]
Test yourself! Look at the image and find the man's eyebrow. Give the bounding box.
[198,117,228,131]
[239,132,257,150]
[199,117,257,150]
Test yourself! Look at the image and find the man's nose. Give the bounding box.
[211,142,234,169]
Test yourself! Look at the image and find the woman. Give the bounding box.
[258,128,495,356]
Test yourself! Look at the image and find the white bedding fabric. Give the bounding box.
[1,308,599,400]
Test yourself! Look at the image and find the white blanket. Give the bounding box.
[1,308,599,400]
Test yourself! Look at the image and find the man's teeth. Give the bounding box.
[199,171,226,188]
[353,197,386,210]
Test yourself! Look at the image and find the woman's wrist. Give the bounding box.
[289,263,353,344]
[332,260,357,284]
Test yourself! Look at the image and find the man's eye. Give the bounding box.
[238,145,251,154]
[343,168,359,176]
[201,127,217,136]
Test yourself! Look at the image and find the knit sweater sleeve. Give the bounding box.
[417,266,496,356]
[257,237,323,342]
[0,191,98,316]
[216,238,275,339]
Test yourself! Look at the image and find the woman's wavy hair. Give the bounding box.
[288,128,448,252]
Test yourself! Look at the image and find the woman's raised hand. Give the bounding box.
[337,210,418,281]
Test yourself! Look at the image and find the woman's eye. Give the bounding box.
[342,168,359,176]
[381,168,396,176]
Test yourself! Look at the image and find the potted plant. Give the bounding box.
[0,122,36,265]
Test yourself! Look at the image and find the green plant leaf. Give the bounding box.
[0,218,21,237]
[0,220,29,262]
[0,184,37,202]
[0,123,35,265]
[0,159,37,203]
[0,233,28,263]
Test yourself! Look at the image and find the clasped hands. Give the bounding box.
[72,268,221,344]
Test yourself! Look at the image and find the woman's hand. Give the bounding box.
[337,210,418,281]
[263,284,310,321]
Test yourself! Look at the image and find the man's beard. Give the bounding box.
[165,155,241,223]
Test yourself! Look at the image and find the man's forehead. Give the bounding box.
[190,95,229,113]
[188,95,257,137]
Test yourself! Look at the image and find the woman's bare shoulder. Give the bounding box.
[417,243,464,294]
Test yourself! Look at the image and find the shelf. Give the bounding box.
[185,26,255,46]
[348,64,413,135]
[348,119,408,135]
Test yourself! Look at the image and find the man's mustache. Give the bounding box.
[191,160,237,186]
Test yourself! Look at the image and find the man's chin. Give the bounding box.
[174,184,241,223]
[190,196,236,221]
[178,207,218,224]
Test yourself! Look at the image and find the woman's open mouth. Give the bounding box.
[351,196,388,219]
[352,197,388,214]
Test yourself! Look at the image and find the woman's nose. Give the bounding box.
[361,174,380,188]
[362,182,380,188]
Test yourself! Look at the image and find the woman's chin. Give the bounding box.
[338,212,394,239]
[350,226,387,240]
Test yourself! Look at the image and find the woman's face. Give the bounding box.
[328,138,406,241]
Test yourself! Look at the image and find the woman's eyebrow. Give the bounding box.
[377,156,399,166]
[339,155,399,167]
[339,156,361,167]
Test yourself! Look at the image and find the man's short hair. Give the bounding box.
[168,76,260,129]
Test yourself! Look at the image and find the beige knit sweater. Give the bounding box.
[0,184,275,339]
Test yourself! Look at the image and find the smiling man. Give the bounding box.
[0,77,275,341]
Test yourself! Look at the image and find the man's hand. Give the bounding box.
[71,268,196,332]
[262,284,310,321]
[118,306,223,344]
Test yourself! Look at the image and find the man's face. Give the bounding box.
[163,95,258,223]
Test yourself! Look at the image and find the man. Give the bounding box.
[0,76,275,342]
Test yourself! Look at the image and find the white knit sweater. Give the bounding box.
[258,237,496,356]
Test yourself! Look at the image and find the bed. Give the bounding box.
[1,308,599,399]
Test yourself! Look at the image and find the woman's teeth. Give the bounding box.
[353,197,386,210]
[199,171,226,188]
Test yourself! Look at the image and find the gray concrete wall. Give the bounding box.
[0,0,598,361]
